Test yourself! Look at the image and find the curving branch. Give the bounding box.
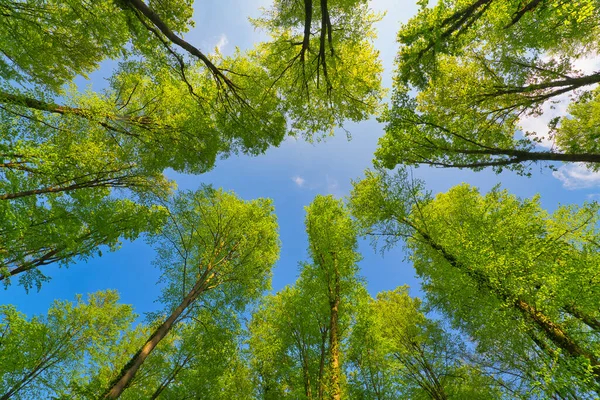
[122,0,240,96]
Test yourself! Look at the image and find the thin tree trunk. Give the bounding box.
[0,176,131,200]
[149,354,191,400]
[420,147,600,170]
[327,258,341,400]
[563,304,600,333]
[302,347,313,399]
[122,0,237,94]
[0,360,48,400]
[102,271,211,399]
[301,0,312,61]
[0,248,61,281]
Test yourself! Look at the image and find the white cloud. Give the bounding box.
[552,163,600,189]
[518,100,568,149]
[518,54,600,149]
[215,34,228,52]
[572,56,600,74]
[292,176,306,187]
[326,175,342,197]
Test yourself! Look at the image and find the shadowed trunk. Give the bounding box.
[406,220,600,380]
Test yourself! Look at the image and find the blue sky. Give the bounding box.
[4,0,600,319]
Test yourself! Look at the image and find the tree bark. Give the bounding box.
[327,258,341,400]
[0,89,148,136]
[318,328,327,400]
[102,271,211,399]
[301,0,312,62]
[425,147,600,169]
[408,222,600,379]
[563,304,600,333]
[122,0,237,94]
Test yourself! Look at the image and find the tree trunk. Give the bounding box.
[409,223,600,379]
[563,304,600,333]
[327,258,341,400]
[302,348,313,399]
[102,273,210,399]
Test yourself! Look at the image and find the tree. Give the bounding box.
[251,0,384,134]
[0,290,136,399]
[305,195,363,400]
[348,286,502,399]
[1,0,384,288]
[350,168,600,397]
[249,283,331,400]
[81,307,250,400]
[377,0,600,174]
[249,195,364,400]
[102,186,279,399]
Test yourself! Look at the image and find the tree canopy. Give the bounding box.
[377,0,600,174]
[2,0,600,398]
[350,168,600,397]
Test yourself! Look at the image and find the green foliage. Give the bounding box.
[5,0,600,398]
[0,291,136,399]
[251,0,384,136]
[0,0,385,287]
[151,186,280,311]
[350,168,600,398]
[348,286,502,399]
[97,186,279,398]
[378,0,600,172]
[249,195,365,400]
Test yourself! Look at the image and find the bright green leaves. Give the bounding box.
[348,286,502,399]
[380,0,600,173]
[0,0,128,91]
[0,87,170,289]
[0,0,195,92]
[249,195,364,399]
[555,87,600,160]
[251,0,384,137]
[0,195,167,291]
[306,195,361,278]
[408,184,600,396]
[396,0,600,89]
[151,186,280,311]
[99,186,279,398]
[0,291,136,399]
[249,285,331,399]
[350,168,600,397]
[0,0,386,289]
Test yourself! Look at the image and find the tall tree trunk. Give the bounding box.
[302,347,313,399]
[409,222,600,379]
[301,0,312,61]
[327,258,341,400]
[102,272,211,399]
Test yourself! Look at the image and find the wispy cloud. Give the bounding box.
[215,34,228,52]
[326,175,342,197]
[552,163,600,189]
[292,176,306,187]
